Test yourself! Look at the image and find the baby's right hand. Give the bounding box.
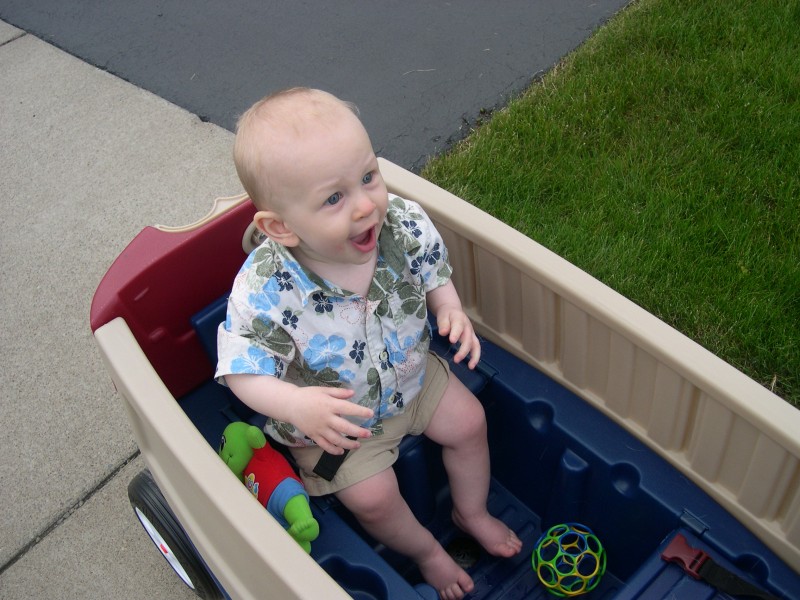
[287,386,373,455]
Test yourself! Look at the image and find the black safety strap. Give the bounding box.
[661,533,780,600]
[312,436,357,482]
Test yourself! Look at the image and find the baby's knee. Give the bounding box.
[462,399,488,439]
[336,471,401,523]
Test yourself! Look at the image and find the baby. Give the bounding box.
[216,87,521,599]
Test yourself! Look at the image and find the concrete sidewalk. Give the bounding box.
[0,21,239,597]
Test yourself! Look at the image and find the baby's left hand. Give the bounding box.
[437,307,481,369]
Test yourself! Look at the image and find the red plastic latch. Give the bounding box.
[661,533,710,580]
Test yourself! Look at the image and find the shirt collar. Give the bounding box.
[379,195,422,274]
[269,195,418,303]
[269,243,330,305]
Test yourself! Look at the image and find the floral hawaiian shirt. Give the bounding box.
[216,195,453,447]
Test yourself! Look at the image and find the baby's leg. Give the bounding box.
[336,468,474,600]
[425,373,523,558]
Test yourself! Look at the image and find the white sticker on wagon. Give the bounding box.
[135,506,195,590]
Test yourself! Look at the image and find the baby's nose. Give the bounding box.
[352,192,376,220]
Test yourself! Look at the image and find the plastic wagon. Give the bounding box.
[90,159,800,599]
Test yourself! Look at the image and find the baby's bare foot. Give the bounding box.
[452,510,522,558]
[418,543,474,600]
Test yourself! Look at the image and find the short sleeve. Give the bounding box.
[215,294,294,383]
[390,197,453,292]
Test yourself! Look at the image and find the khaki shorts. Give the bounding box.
[290,352,451,496]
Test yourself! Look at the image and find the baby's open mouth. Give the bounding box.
[351,226,376,252]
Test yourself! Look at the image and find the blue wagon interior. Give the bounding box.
[178,293,796,599]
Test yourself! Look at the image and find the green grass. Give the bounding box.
[423,0,800,406]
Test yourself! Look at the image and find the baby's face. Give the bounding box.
[267,113,389,271]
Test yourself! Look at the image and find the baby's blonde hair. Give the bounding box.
[233,88,360,209]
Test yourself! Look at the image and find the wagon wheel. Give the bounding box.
[128,469,223,599]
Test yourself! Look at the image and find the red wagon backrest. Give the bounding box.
[90,197,256,398]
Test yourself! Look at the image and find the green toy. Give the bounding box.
[219,422,319,553]
[532,523,606,597]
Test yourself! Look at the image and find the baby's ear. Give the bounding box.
[253,210,299,247]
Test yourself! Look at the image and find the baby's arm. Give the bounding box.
[427,280,481,369]
[225,374,373,455]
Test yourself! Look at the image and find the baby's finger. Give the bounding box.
[448,320,465,345]
[467,335,482,369]
[335,434,361,452]
[326,387,356,400]
[316,434,348,455]
[453,340,471,364]
[454,334,481,368]
[437,314,451,336]
[334,416,373,440]
[332,398,374,421]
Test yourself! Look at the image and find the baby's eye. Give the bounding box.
[325,192,342,206]
[362,172,373,185]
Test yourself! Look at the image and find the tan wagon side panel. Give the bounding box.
[94,317,352,600]
[378,157,800,572]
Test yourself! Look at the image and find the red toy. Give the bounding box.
[219,422,319,552]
